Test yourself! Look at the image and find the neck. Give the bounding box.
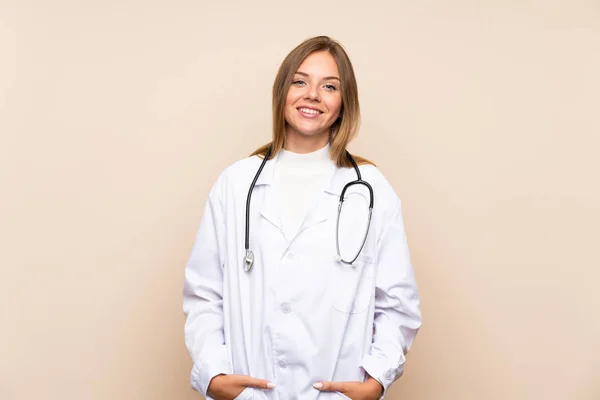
[284,129,330,154]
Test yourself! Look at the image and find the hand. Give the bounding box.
[313,377,383,400]
[207,374,276,400]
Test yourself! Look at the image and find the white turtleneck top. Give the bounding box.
[272,143,335,241]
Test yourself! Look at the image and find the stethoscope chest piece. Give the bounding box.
[244,250,254,272]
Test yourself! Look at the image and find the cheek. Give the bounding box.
[283,94,295,120]
[328,96,343,118]
[285,89,300,109]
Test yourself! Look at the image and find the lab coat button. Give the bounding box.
[280,303,292,314]
[286,252,294,260]
[384,369,394,380]
[277,359,287,368]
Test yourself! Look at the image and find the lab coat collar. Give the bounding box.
[253,151,279,187]
[254,151,356,242]
[253,149,355,197]
[259,184,337,244]
[295,166,355,232]
[324,165,356,198]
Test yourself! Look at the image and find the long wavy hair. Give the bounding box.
[250,36,373,167]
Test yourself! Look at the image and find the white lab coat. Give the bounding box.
[183,152,422,400]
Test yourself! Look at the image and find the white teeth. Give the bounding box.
[299,107,321,115]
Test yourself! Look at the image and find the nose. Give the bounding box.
[304,83,321,102]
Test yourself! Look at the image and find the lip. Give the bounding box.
[296,106,323,112]
[297,106,323,118]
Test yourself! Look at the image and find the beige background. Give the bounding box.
[1,1,599,399]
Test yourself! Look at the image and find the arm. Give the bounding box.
[361,200,422,397]
[183,185,232,396]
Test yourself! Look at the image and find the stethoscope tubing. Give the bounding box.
[244,145,373,271]
[244,146,272,271]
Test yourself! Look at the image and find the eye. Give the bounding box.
[292,80,306,86]
[324,84,338,91]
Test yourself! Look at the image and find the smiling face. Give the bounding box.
[283,51,343,151]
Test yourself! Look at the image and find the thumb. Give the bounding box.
[240,376,276,389]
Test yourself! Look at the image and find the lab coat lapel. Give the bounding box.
[254,153,285,234]
[258,185,284,232]
[299,165,351,232]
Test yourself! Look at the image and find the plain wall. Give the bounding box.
[1,1,599,399]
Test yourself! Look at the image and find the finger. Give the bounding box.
[239,376,276,389]
[313,381,346,392]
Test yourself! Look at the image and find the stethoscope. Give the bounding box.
[243,145,374,272]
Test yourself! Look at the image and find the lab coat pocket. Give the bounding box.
[233,387,254,400]
[332,254,375,314]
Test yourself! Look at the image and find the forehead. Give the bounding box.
[296,51,340,76]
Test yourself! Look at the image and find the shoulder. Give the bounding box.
[210,155,264,197]
[357,164,397,195]
[223,155,264,178]
[356,163,402,211]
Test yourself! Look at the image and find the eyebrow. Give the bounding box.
[295,71,340,82]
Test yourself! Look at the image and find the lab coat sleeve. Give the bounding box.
[182,185,232,396]
[360,200,422,398]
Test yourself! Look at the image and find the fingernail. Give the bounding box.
[313,382,323,389]
[267,382,276,389]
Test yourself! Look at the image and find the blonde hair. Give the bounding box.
[250,35,374,167]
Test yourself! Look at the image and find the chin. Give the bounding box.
[297,128,327,137]
[296,123,327,135]
[286,119,331,138]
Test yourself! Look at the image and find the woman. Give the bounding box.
[183,36,421,400]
